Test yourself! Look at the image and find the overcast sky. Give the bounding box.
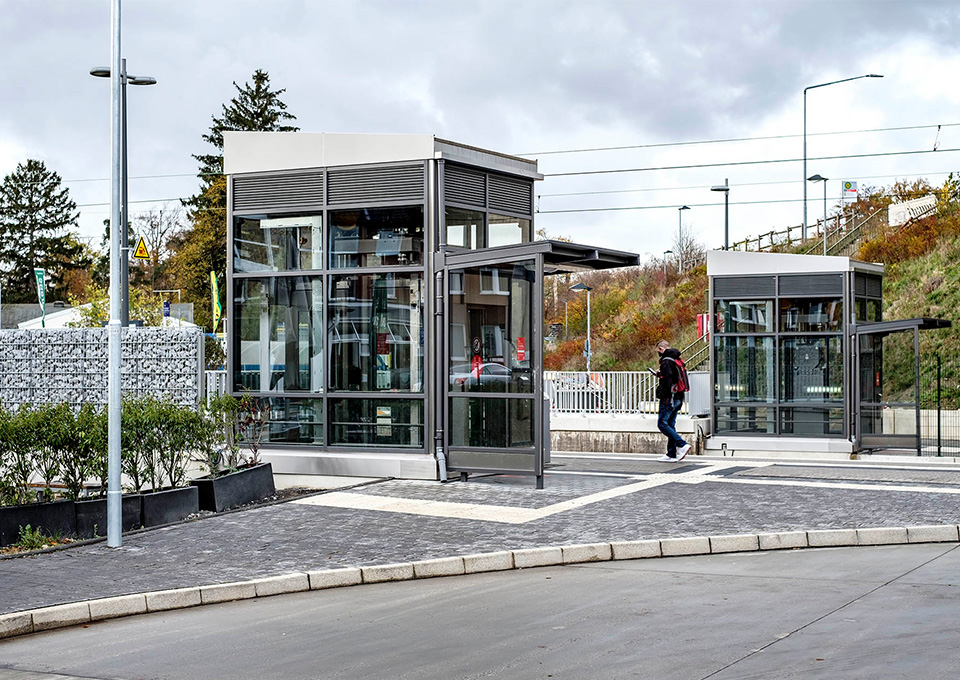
[2,0,959,260]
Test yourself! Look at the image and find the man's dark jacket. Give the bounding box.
[656,347,684,403]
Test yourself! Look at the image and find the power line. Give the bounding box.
[537,170,958,199]
[545,147,960,178]
[517,122,960,157]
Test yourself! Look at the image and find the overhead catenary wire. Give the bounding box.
[516,122,960,157]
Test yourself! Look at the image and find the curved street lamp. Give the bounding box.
[808,174,829,255]
[90,60,156,327]
[678,205,690,272]
[571,282,593,373]
[803,74,882,240]
[710,180,730,250]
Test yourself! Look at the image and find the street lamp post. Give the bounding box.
[710,179,730,250]
[803,74,882,240]
[677,205,690,271]
[571,282,592,373]
[808,175,829,255]
[90,60,156,327]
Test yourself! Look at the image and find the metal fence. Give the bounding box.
[545,370,709,415]
[205,369,228,404]
[920,354,960,456]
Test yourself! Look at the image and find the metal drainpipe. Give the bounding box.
[433,160,448,481]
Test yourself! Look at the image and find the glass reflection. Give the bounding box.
[329,398,423,448]
[233,277,323,393]
[779,298,843,332]
[780,336,842,403]
[449,397,535,448]
[446,207,483,249]
[329,206,423,268]
[715,300,774,333]
[715,336,775,402]
[329,273,423,392]
[448,261,535,394]
[488,213,531,247]
[234,214,322,272]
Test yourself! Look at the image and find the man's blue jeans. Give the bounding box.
[657,397,687,456]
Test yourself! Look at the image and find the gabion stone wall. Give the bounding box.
[0,327,203,409]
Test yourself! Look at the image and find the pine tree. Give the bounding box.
[170,70,298,329]
[0,159,82,302]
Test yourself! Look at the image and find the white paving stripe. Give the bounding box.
[293,462,960,524]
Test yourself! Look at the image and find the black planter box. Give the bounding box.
[0,499,77,547]
[74,495,142,539]
[191,463,276,512]
[140,486,199,527]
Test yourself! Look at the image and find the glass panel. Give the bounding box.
[488,213,531,247]
[236,397,323,445]
[860,405,884,435]
[234,214,322,272]
[446,207,484,250]
[867,299,882,322]
[448,261,535,394]
[715,336,775,403]
[780,336,842,403]
[329,273,423,392]
[780,407,843,436]
[232,277,324,393]
[715,406,775,434]
[449,397,535,448]
[329,398,423,448]
[779,298,843,332]
[715,300,774,333]
[329,206,423,268]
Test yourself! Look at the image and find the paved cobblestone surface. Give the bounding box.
[737,464,960,485]
[2,457,960,616]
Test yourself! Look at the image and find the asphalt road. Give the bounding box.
[2,542,958,680]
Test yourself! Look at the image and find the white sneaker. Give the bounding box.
[657,454,676,462]
[676,444,691,461]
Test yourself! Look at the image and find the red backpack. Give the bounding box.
[668,357,689,394]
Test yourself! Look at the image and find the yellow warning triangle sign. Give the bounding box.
[133,236,150,260]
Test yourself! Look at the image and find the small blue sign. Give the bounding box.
[163,300,171,317]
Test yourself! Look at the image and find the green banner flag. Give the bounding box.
[211,271,222,332]
[33,268,45,328]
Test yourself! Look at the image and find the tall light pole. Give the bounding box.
[90,61,156,327]
[677,205,690,272]
[803,74,882,240]
[571,282,592,373]
[710,179,730,250]
[808,175,829,255]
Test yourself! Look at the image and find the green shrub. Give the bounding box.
[77,404,108,497]
[121,397,155,493]
[6,406,38,505]
[195,394,241,476]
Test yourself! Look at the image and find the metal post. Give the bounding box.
[937,354,942,457]
[120,58,129,327]
[803,89,808,241]
[723,178,729,251]
[585,288,591,374]
[107,0,123,547]
[822,180,828,256]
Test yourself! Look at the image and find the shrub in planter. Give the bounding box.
[121,396,157,494]
[6,406,37,506]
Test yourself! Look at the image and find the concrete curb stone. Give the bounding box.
[31,603,90,632]
[807,529,859,547]
[562,543,613,564]
[252,573,310,597]
[463,551,513,573]
[308,567,363,590]
[413,557,466,578]
[88,594,147,622]
[758,531,808,550]
[661,536,711,557]
[710,533,760,554]
[200,582,257,605]
[0,612,33,639]
[611,539,661,560]
[907,525,960,543]
[146,587,202,612]
[362,563,415,584]
[513,546,564,569]
[857,527,908,546]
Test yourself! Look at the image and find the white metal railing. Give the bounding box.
[205,369,228,403]
[545,370,709,416]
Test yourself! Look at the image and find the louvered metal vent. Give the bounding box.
[327,165,424,205]
[855,274,866,296]
[778,274,843,296]
[488,173,532,215]
[865,275,882,298]
[233,171,324,213]
[713,276,776,298]
[444,165,486,207]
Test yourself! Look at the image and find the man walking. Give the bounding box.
[655,340,691,462]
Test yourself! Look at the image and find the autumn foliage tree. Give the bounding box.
[170,69,299,329]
